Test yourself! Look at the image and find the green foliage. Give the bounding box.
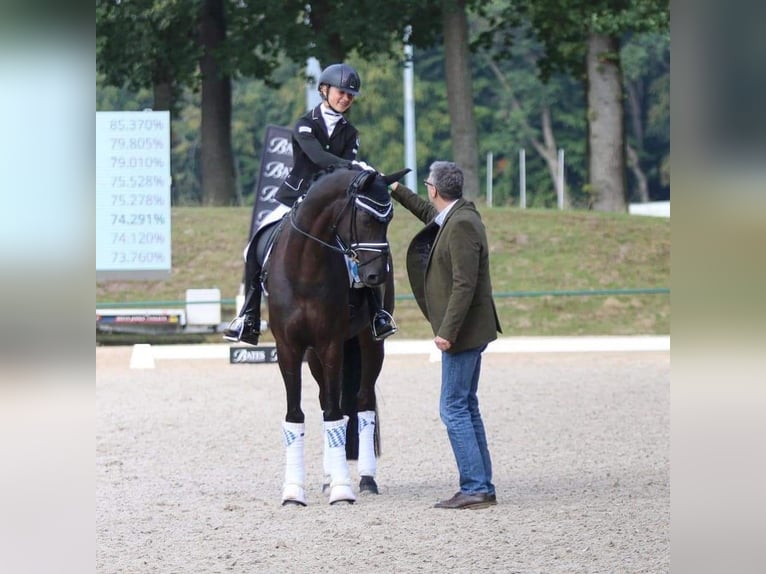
[470,21,588,206]
[475,0,669,78]
[96,0,200,109]
[96,0,669,206]
[621,31,670,199]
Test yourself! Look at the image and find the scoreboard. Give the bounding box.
[96,111,171,279]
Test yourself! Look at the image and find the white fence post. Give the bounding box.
[486,152,493,207]
[519,148,526,209]
[557,148,565,209]
[403,27,417,190]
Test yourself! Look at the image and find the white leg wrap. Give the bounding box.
[357,410,377,478]
[323,417,355,503]
[322,420,331,489]
[281,422,306,505]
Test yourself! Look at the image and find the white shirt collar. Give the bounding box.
[434,199,458,226]
[321,105,343,137]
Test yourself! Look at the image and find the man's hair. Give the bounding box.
[429,161,463,200]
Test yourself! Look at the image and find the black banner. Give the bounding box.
[249,124,293,240]
[229,346,279,364]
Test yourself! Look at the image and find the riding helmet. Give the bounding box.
[318,63,361,96]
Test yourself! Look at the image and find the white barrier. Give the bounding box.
[629,201,670,217]
[129,336,670,366]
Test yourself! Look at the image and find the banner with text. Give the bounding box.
[249,125,293,240]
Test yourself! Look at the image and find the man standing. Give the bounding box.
[389,161,502,509]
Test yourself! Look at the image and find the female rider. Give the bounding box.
[224,63,396,345]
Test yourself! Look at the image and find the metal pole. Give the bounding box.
[306,57,321,111]
[557,148,565,209]
[486,152,493,207]
[519,148,526,209]
[403,26,417,190]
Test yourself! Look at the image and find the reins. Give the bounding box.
[288,170,391,265]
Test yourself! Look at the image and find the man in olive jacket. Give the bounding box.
[389,160,502,510]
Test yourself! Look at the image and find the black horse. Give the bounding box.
[262,166,408,505]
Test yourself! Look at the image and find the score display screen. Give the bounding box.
[96,111,171,279]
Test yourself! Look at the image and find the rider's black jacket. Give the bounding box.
[275,104,359,207]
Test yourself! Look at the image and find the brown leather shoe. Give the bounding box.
[434,491,496,509]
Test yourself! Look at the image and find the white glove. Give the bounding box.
[351,160,376,172]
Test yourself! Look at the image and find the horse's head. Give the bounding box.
[342,168,408,286]
[296,167,409,287]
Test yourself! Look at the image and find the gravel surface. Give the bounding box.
[97,346,669,573]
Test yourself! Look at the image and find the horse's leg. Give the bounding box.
[355,327,385,495]
[341,336,362,461]
[317,340,355,505]
[278,344,308,506]
[306,349,333,493]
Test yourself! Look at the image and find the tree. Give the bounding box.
[97,0,199,112]
[440,0,481,198]
[585,30,625,211]
[98,0,242,204]
[472,16,587,207]
[198,0,237,205]
[477,0,669,211]
[621,32,670,202]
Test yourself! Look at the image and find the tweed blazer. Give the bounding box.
[391,185,502,353]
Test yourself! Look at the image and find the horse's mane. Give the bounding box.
[309,164,343,184]
[305,165,390,206]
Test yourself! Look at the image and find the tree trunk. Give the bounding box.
[442,0,480,200]
[198,0,238,206]
[626,143,650,203]
[625,80,644,149]
[152,80,173,112]
[586,33,626,212]
[625,81,649,203]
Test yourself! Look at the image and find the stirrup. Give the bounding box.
[223,316,245,342]
[223,315,261,345]
[371,310,397,341]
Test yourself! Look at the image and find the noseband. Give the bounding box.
[289,170,392,266]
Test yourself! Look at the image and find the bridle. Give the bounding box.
[289,170,393,268]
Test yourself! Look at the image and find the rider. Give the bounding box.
[223,62,397,345]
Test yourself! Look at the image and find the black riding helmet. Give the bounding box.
[318,63,361,96]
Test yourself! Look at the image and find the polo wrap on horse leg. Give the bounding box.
[322,419,331,491]
[281,421,307,505]
[357,410,377,478]
[323,416,356,503]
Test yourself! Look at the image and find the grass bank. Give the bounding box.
[97,206,670,341]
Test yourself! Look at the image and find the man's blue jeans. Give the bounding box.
[440,344,495,495]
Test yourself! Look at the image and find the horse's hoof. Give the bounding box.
[329,498,355,505]
[359,475,379,495]
[281,484,307,506]
[328,483,356,505]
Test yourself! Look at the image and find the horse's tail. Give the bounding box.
[341,336,380,460]
[343,411,381,461]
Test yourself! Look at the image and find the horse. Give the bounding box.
[262,166,409,505]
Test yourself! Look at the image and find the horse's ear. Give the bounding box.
[382,169,411,186]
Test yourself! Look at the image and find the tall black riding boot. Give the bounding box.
[223,243,262,345]
[367,285,397,341]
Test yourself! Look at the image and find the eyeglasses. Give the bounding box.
[423,180,435,188]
